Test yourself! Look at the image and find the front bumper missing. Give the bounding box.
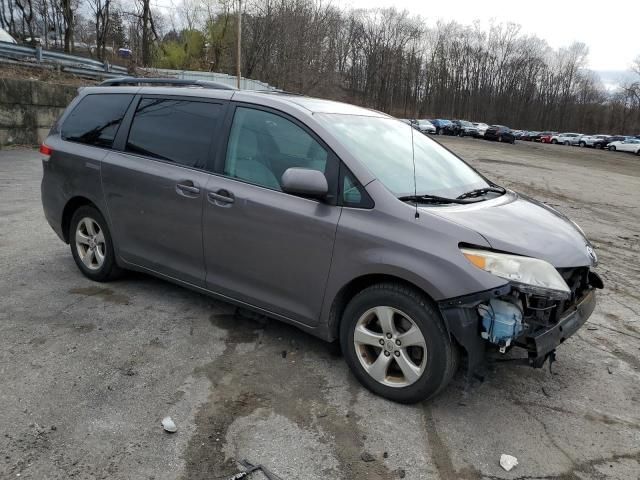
[438,284,598,374]
[521,289,595,364]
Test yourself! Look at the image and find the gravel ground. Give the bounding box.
[0,138,638,480]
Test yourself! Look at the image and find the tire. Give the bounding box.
[579,142,586,147]
[595,144,601,149]
[609,146,616,151]
[552,139,558,144]
[340,283,457,404]
[563,141,570,146]
[69,205,122,282]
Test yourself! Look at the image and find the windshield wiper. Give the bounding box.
[398,194,481,205]
[456,186,506,200]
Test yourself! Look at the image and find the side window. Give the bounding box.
[126,98,222,168]
[224,107,328,191]
[61,94,133,148]
[341,169,373,208]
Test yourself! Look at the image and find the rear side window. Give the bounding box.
[62,94,133,148]
[126,98,223,168]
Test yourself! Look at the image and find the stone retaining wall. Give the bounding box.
[0,78,77,148]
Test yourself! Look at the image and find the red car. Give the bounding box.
[539,132,556,143]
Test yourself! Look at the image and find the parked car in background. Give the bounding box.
[551,133,581,145]
[578,134,609,148]
[528,132,543,142]
[484,125,516,143]
[0,27,17,44]
[473,122,489,137]
[399,119,436,135]
[539,132,556,143]
[608,138,640,154]
[443,120,478,137]
[513,130,526,139]
[592,135,625,149]
[429,119,452,135]
[415,119,436,134]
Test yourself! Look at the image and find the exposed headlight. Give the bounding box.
[461,248,570,298]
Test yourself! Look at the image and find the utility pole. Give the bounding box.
[236,0,241,89]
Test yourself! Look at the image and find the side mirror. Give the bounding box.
[281,168,328,199]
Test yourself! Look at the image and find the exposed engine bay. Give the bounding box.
[439,267,604,373]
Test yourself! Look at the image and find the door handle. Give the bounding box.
[208,189,235,205]
[176,182,200,195]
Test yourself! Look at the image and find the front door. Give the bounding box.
[102,96,226,286]
[203,106,341,325]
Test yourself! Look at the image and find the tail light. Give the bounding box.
[40,144,53,157]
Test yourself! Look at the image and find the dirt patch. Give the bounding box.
[68,286,131,305]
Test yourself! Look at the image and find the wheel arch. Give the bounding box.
[61,196,99,243]
[326,274,436,342]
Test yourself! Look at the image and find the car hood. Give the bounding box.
[422,191,596,268]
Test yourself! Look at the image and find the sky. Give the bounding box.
[337,0,638,73]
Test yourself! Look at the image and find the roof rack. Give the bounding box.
[99,77,237,90]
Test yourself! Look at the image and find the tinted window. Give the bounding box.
[126,98,222,168]
[225,107,328,191]
[62,94,132,148]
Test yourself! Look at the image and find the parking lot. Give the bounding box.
[1,137,638,480]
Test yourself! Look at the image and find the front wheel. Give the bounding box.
[579,142,586,147]
[340,283,457,404]
[609,146,616,151]
[69,205,122,282]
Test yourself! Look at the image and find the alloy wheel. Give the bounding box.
[75,217,106,271]
[353,306,427,388]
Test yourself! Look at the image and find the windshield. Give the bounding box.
[315,114,489,198]
[418,120,433,126]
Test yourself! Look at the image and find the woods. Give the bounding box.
[2,0,639,133]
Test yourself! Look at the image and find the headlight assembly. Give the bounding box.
[461,248,570,299]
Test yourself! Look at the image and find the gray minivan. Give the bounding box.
[40,78,602,403]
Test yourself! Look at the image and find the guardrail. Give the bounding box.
[0,42,276,89]
[0,42,128,78]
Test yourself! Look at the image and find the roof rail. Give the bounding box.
[99,77,237,90]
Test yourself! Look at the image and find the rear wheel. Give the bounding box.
[340,283,457,404]
[69,205,121,282]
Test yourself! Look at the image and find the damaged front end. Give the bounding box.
[439,265,603,374]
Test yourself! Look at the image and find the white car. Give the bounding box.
[607,138,640,154]
[578,134,610,147]
[0,28,17,44]
[473,122,489,137]
[551,133,581,145]
[415,119,436,134]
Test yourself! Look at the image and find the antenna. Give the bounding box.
[409,122,419,219]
